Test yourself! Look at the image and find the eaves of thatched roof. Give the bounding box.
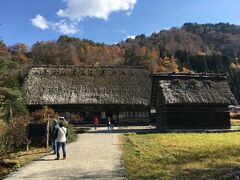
[152,73,238,105]
[24,65,151,106]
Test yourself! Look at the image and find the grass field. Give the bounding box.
[0,148,49,179]
[122,132,240,179]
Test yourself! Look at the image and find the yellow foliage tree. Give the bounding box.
[10,43,29,64]
[154,57,180,73]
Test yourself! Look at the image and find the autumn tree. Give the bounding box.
[31,106,58,123]
[154,57,180,73]
[31,41,61,65]
[9,43,29,63]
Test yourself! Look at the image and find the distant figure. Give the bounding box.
[107,117,111,130]
[51,119,59,154]
[54,122,68,160]
[93,116,99,130]
[110,117,115,130]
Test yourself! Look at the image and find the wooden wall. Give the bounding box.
[156,105,231,129]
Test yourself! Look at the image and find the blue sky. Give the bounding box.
[1,0,240,47]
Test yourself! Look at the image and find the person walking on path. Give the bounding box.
[51,119,59,154]
[54,122,68,160]
[107,117,111,130]
[93,116,99,130]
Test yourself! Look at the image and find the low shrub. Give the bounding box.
[65,123,78,143]
[0,120,7,156]
[5,116,29,151]
[0,116,29,157]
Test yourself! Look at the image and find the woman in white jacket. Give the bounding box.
[54,122,68,160]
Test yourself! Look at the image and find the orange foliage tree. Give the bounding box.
[31,106,58,123]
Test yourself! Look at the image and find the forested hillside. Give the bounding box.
[119,23,240,102]
[31,36,125,65]
[1,23,240,103]
[0,41,28,120]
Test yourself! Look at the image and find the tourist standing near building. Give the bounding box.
[51,119,59,154]
[54,122,68,160]
[107,117,111,130]
[93,116,99,130]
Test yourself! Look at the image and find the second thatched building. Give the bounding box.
[151,73,237,129]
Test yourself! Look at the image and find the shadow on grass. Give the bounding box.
[12,151,49,158]
[174,165,234,180]
[151,144,240,168]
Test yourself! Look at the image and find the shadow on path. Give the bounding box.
[34,158,56,162]
[87,127,157,134]
[11,166,125,180]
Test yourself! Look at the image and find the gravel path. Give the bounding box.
[6,129,125,180]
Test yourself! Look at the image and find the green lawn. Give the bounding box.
[122,132,240,179]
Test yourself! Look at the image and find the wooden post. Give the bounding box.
[26,123,29,151]
[9,108,13,120]
[26,139,31,151]
[46,121,49,149]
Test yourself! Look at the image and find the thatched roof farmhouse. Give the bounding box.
[151,73,237,129]
[24,66,237,127]
[24,65,152,124]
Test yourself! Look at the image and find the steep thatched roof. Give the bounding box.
[24,65,151,106]
[152,73,237,105]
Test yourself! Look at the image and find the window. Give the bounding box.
[135,112,149,118]
[119,111,149,119]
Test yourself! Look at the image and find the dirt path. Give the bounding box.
[6,130,125,179]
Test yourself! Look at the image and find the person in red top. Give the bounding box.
[93,116,99,130]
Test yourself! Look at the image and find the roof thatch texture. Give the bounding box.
[152,73,237,105]
[24,66,151,106]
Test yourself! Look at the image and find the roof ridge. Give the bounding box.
[153,72,227,79]
[32,65,149,69]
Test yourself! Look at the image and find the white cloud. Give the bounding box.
[53,20,80,34]
[127,35,136,39]
[31,0,137,35]
[163,27,170,31]
[31,14,49,30]
[31,15,80,34]
[57,0,137,21]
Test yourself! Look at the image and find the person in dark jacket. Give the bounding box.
[107,117,111,130]
[51,119,59,154]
